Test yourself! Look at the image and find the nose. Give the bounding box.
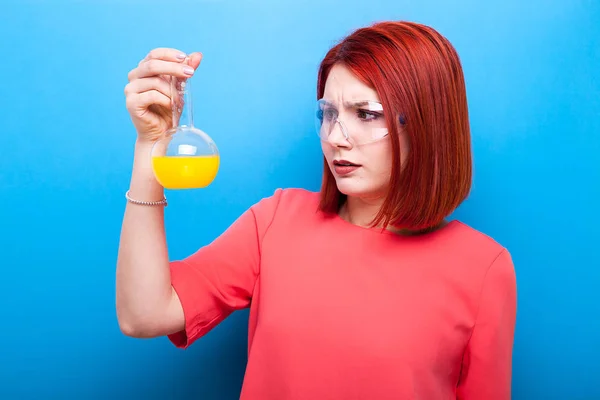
[327,119,352,148]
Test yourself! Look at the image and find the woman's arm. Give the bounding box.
[116,48,202,338]
[116,140,185,338]
[456,249,518,399]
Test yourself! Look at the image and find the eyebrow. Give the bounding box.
[322,100,384,111]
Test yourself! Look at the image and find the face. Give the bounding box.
[319,63,409,201]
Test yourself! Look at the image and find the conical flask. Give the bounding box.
[151,64,219,189]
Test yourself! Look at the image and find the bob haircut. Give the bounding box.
[317,21,472,232]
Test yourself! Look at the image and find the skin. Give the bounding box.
[320,64,410,229]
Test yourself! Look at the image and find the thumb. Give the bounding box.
[187,52,203,70]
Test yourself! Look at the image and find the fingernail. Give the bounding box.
[176,53,187,60]
[183,66,194,75]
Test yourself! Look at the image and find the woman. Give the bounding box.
[117,20,517,399]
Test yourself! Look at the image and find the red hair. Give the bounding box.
[317,21,472,231]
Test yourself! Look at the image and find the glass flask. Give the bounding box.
[151,65,219,189]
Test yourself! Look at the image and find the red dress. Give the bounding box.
[168,188,517,399]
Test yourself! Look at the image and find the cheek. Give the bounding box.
[371,143,393,176]
[354,144,393,186]
[320,142,331,161]
[381,152,394,179]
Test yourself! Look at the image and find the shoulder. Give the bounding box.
[449,220,508,254]
[249,187,320,224]
[252,187,319,214]
[450,222,517,327]
[278,187,320,211]
[448,220,516,288]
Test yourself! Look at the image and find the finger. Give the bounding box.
[146,47,188,62]
[186,52,203,70]
[137,48,186,68]
[124,77,172,99]
[126,89,171,112]
[128,59,195,81]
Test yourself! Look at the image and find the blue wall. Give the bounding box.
[1,1,598,398]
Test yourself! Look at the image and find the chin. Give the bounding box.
[334,178,385,200]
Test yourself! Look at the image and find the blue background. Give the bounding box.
[1,0,598,399]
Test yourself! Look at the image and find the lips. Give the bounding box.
[333,159,360,167]
[333,159,361,176]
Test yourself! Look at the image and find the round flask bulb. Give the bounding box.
[151,126,220,189]
[150,64,219,190]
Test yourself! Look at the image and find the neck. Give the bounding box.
[340,195,449,235]
[340,195,385,229]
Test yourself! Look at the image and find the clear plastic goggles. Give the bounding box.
[315,99,389,145]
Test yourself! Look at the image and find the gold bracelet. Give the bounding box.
[125,190,167,207]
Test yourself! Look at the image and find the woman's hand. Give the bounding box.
[124,48,202,144]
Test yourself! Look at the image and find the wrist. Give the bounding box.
[135,138,157,151]
[125,189,167,207]
[129,140,164,196]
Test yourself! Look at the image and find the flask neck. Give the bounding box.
[172,77,194,128]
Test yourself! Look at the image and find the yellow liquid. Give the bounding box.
[152,155,220,189]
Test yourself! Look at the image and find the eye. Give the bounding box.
[357,109,382,121]
[322,108,337,121]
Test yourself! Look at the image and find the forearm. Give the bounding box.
[116,140,174,336]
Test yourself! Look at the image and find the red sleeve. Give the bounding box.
[167,189,283,348]
[457,249,518,399]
